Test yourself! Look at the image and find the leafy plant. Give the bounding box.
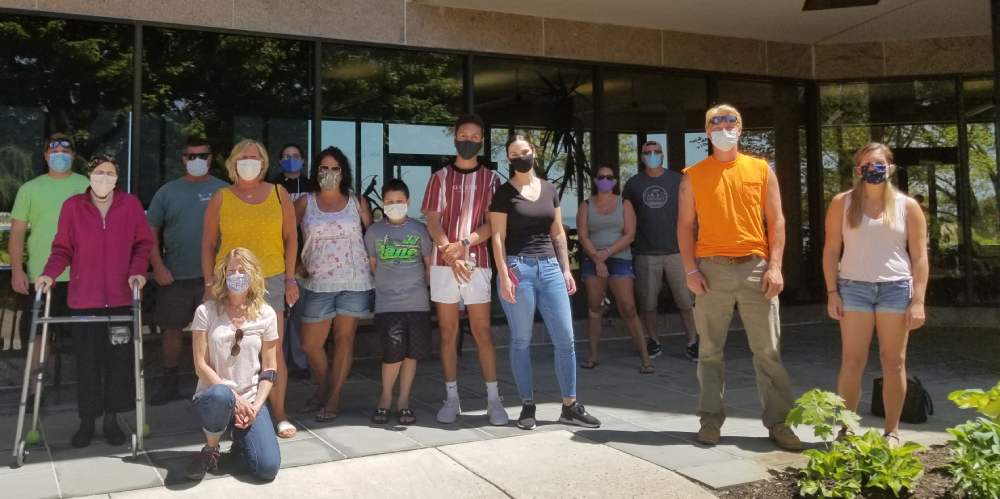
[946,380,1000,498]
[788,389,925,498]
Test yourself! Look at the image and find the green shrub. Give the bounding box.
[947,381,1000,498]
[788,389,925,498]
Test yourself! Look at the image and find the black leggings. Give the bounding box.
[72,307,135,420]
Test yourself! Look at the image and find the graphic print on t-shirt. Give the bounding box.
[642,184,669,209]
[377,234,422,263]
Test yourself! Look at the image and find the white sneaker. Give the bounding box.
[487,398,510,426]
[436,398,461,424]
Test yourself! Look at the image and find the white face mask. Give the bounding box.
[384,203,408,221]
[90,175,116,198]
[710,129,740,152]
[186,158,209,177]
[235,159,262,181]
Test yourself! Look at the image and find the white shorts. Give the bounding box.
[430,266,492,305]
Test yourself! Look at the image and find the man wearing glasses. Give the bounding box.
[678,104,801,451]
[622,140,697,362]
[9,133,90,394]
[147,136,228,405]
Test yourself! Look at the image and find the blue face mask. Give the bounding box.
[861,162,888,184]
[280,158,303,173]
[48,152,73,173]
[642,152,663,168]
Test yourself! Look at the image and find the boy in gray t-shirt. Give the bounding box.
[363,179,432,425]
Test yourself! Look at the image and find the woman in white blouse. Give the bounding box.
[186,247,281,482]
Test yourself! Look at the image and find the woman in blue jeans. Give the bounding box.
[490,135,601,431]
[187,247,281,481]
[822,142,928,447]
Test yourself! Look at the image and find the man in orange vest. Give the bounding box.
[677,104,801,451]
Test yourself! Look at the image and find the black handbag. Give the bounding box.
[871,376,934,424]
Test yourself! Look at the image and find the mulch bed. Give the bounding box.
[717,445,962,498]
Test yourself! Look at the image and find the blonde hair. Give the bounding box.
[847,142,898,229]
[210,248,268,320]
[704,104,743,130]
[225,139,269,183]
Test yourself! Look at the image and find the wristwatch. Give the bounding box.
[461,238,471,247]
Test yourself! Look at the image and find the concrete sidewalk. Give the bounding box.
[1,321,997,498]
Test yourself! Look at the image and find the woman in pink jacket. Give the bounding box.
[36,155,153,448]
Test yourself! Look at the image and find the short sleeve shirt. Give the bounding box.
[10,173,90,281]
[622,169,682,255]
[191,301,279,403]
[489,180,559,257]
[147,176,228,279]
[364,218,433,313]
[420,163,499,268]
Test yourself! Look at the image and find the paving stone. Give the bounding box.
[51,444,163,497]
[1,467,61,499]
[301,412,422,458]
[676,458,772,489]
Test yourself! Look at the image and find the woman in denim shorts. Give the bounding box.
[294,147,373,422]
[576,165,652,373]
[822,142,929,446]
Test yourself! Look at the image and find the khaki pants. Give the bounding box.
[695,256,794,430]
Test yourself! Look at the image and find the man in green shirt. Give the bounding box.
[9,133,90,391]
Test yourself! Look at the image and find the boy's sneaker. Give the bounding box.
[685,341,699,362]
[559,401,600,428]
[647,339,663,359]
[186,445,221,481]
[517,403,537,430]
[436,398,461,424]
[487,398,510,426]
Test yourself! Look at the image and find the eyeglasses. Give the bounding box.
[48,139,73,149]
[230,328,244,357]
[709,115,739,125]
[184,153,210,160]
[596,175,615,181]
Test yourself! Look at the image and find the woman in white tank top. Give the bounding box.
[821,142,929,446]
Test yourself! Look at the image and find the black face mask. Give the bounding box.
[454,140,481,160]
[510,155,534,173]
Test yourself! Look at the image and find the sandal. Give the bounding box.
[276,420,297,438]
[397,408,416,425]
[314,408,338,423]
[639,364,655,374]
[371,408,390,424]
[580,360,600,369]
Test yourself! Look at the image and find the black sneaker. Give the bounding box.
[647,339,663,359]
[186,445,221,481]
[71,418,95,448]
[685,341,699,362]
[150,368,179,406]
[517,403,537,430]
[559,401,601,428]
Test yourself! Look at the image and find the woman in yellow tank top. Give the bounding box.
[201,139,299,439]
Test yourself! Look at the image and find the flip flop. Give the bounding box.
[276,420,297,438]
[639,364,655,374]
[580,360,600,369]
[315,409,338,423]
[371,408,390,424]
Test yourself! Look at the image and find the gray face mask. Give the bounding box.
[318,171,341,191]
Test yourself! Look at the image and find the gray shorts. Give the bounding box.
[264,274,287,313]
[634,253,694,312]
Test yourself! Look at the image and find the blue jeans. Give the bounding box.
[499,256,577,401]
[194,384,281,481]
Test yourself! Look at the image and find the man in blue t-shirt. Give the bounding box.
[147,137,228,405]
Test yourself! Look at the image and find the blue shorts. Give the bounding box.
[580,256,635,279]
[837,278,912,314]
[299,288,373,323]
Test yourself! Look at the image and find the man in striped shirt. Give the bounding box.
[421,114,509,426]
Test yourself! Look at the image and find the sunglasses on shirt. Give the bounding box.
[709,115,739,125]
[48,139,73,149]
[231,328,244,357]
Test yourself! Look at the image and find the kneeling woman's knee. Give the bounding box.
[249,451,280,481]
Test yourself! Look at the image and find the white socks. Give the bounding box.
[486,381,499,402]
[445,381,459,401]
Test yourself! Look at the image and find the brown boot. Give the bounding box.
[696,424,721,445]
[769,424,803,451]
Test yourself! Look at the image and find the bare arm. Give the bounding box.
[906,198,929,305]
[277,185,298,280]
[763,168,786,270]
[822,194,846,293]
[425,211,450,248]
[254,338,278,412]
[149,228,167,275]
[368,256,377,275]
[294,195,307,225]
[490,212,510,276]
[576,200,599,259]
[8,219,29,293]
[201,191,223,284]
[677,176,698,272]
[550,208,572,272]
[357,196,373,229]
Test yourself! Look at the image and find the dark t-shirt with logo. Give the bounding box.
[622,169,682,255]
[364,218,433,314]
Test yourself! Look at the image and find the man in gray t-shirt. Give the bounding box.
[364,218,433,313]
[147,137,228,405]
[622,140,697,362]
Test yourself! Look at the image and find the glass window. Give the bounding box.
[968,122,1000,303]
[822,80,957,127]
[141,27,313,204]
[718,80,774,129]
[0,14,133,209]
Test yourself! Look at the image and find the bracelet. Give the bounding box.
[685,269,700,276]
[285,277,297,285]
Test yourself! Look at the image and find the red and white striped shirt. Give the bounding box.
[421,163,500,268]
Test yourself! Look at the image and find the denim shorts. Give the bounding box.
[837,278,912,314]
[299,287,373,323]
[580,256,635,279]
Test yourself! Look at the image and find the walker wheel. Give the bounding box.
[130,434,138,458]
[14,440,26,467]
